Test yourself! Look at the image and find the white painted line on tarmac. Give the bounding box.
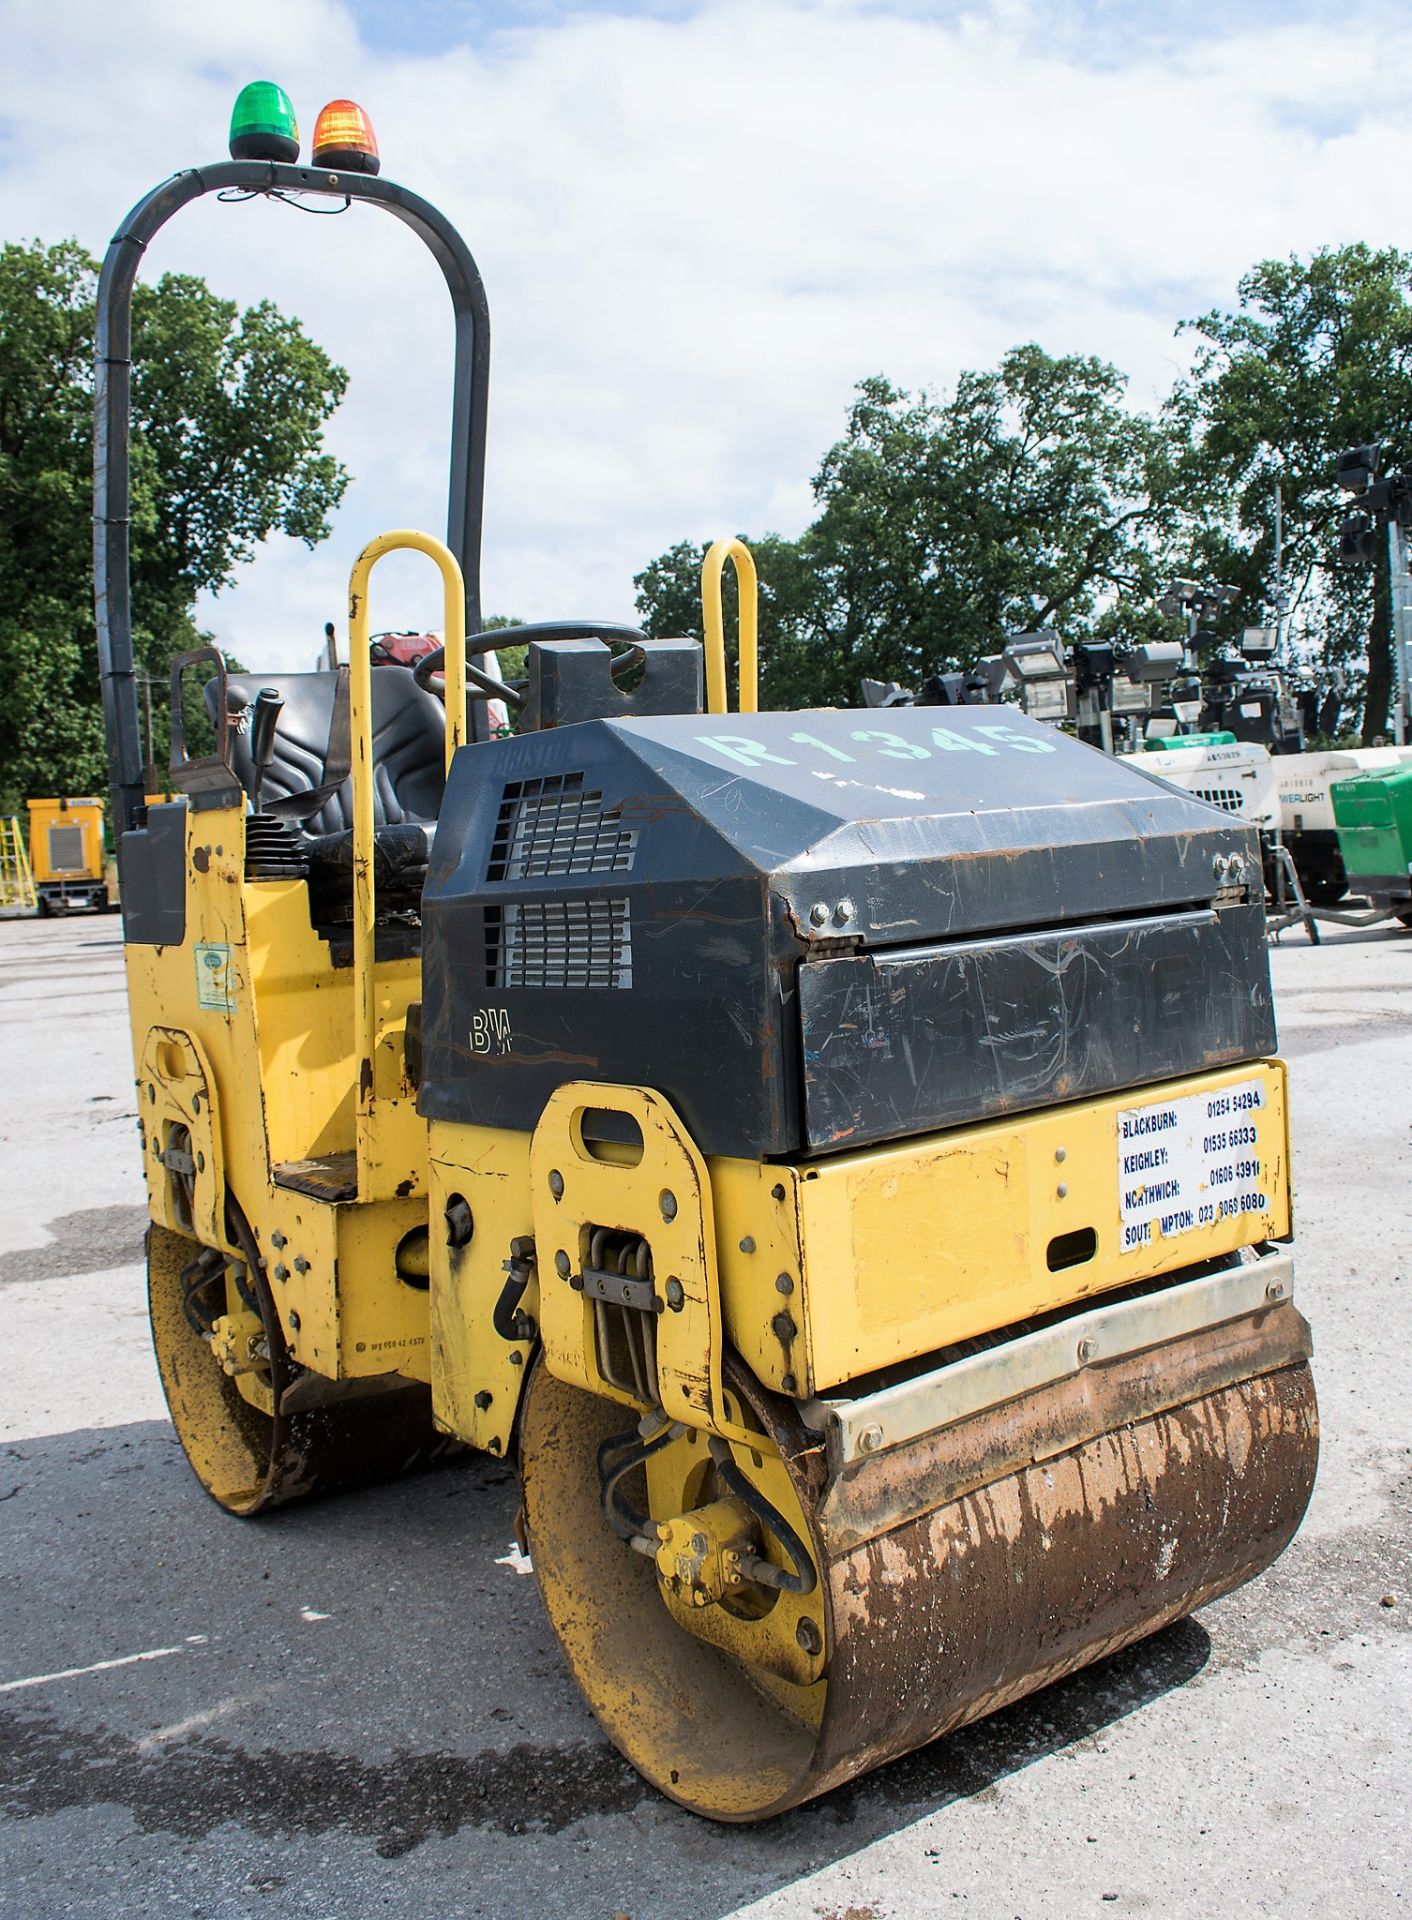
[495,1541,535,1576]
[0,1645,183,1693]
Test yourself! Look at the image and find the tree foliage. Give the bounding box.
[638,350,1183,710]
[637,252,1412,737]
[1169,243,1412,740]
[0,238,348,806]
[634,533,816,707]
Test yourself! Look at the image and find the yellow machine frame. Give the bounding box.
[128,529,1298,1451]
[128,533,464,1387]
[122,524,1313,1823]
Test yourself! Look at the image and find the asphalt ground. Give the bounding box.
[0,911,1408,1920]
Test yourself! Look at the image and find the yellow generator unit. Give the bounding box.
[93,110,1317,1823]
[26,796,110,913]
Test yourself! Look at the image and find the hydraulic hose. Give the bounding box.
[708,1437,818,1596]
[597,1416,684,1550]
[179,1246,226,1337]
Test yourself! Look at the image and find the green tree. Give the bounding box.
[635,535,821,708]
[805,356,1179,694]
[480,613,527,683]
[636,351,1181,709]
[1171,244,1412,741]
[0,238,348,806]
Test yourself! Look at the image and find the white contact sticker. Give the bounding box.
[1117,1078,1270,1251]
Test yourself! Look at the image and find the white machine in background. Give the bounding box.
[1276,746,1412,904]
[1121,736,1280,831]
[1122,736,1320,937]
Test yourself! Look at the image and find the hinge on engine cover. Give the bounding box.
[1213,849,1253,906]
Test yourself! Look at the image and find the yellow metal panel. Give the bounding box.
[427,1120,537,1453]
[124,799,430,1382]
[336,1199,432,1380]
[432,1064,1289,1425]
[244,879,423,1185]
[530,1083,733,1434]
[710,1061,1290,1396]
[222,1192,432,1383]
[266,1200,342,1372]
[706,1160,815,1396]
[136,1025,225,1245]
[242,878,357,1165]
[126,802,259,1266]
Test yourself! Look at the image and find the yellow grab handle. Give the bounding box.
[347,528,468,779]
[701,537,759,715]
[346,529,466,1148]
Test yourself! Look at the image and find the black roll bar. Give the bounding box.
[93,158,492,837]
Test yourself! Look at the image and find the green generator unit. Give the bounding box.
[1331,764,1412,919]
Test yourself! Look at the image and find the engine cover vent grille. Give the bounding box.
[488,774,637,881]
[486,898,633,989]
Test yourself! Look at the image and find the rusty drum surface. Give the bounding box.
[522,1302,1317,1823]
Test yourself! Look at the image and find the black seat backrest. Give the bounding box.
[209,670,447,833]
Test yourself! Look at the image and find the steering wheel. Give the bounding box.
[412,622,653,709]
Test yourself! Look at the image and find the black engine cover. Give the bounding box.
[418,706,1274,1159]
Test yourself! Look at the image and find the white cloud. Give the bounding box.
[3,0,1412,669]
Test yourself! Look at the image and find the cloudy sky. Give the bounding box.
[3,0,1411,669]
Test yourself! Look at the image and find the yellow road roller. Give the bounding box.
[94,97,1316,1822]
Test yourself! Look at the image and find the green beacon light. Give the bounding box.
[228,82,300,164]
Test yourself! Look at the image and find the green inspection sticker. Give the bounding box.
[194,942,235,1012]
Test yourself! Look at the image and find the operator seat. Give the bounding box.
[210,669,447,832]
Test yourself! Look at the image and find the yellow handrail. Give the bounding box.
[700,537,759,715]
[345,530,466,1164]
